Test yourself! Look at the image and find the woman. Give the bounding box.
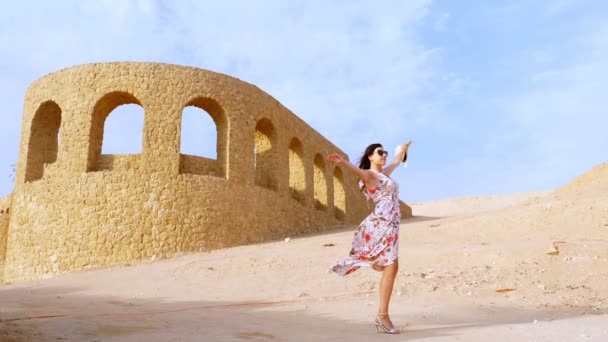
[327,141,411,334]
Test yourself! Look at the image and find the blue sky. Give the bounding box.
[0,1,606,202]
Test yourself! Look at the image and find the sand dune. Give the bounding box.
[555,163,608,195]
[1,163,607,341]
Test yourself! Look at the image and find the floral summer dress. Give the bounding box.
[330,170,401,276]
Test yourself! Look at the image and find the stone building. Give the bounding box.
[0,62,411,283]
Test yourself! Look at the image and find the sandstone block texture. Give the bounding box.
[0,195,11,263]
[3,62,411,283]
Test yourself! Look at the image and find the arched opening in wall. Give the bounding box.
[333,166,346,220]
[87,92,144,172]
[288,137,306,203]
[102,104,144,155]
[313,153,328,211]
[179,97,227,178]
[254,118,278,191]
[25,101,62,182]
[181,107,217,159]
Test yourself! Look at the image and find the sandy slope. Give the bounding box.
[1,164,607,341]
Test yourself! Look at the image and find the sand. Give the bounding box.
[1,163,607,341]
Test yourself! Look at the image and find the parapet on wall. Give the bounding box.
[4,62,404,283]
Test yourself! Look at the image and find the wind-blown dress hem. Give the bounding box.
[330,170,401,276]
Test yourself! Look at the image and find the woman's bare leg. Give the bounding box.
[372,264,384,272]
[377,260,399,330]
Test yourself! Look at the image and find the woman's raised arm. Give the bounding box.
[382,141,412,176]
[327,154,377,187]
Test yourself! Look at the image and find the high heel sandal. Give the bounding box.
[374,313,401,334]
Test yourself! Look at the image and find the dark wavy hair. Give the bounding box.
[358,143,383,170]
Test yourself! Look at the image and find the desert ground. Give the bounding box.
[1,163,607,341]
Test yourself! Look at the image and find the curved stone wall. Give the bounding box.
[3,62,396,283]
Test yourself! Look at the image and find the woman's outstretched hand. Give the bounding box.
[396,141,412,155]
[327,154,344,164]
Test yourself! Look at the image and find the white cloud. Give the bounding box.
[0,1,435,197]
[1,1,605,203]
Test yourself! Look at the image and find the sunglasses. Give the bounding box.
[375,150,389,157]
